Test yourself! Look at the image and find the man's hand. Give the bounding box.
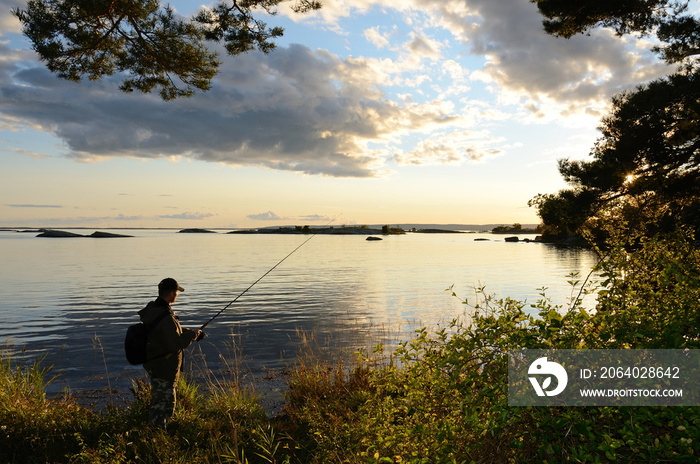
[195,330,206,342]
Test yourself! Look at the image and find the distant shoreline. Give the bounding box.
[0,223,540,233]
[0,225,544,240]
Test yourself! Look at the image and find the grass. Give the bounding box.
[0,326,382,464]
[0,351,276,463]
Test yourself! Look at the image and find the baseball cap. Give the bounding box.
[159,277,184,293]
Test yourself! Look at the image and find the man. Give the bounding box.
[139,278,203,429]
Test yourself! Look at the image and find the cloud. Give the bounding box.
[297,214,333,222]
[247,211,283,221]
[406,33,443,60]
[0,0,22,35]
[159,212,215,220]
[364,27,391,49]
[113,214,144,221]
[5,204,62,208]
[425,0,671,108]
[2,144,50,159]
[0,37,467,177]
[309,0,672,113]
[246,211,334,222]
[0,0,675,177]
[395,129,504,165]
[0,212,147,227]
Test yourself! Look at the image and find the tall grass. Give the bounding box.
[0,320,387,463]
[0,341,282,463]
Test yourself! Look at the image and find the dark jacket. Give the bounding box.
[138,297,198,382]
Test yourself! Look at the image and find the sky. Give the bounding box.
[0,0,687,229]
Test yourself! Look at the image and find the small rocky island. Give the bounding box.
[490,224,542,243]
[178,228,218,233]
[229,225,407,236]
[36,230,132,238]
[491,223,541,234]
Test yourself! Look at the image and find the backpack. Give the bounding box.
[124,310,170,365]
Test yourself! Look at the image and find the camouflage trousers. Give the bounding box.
[149,377,177,429]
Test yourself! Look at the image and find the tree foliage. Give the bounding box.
[530,0,700,240]
[531,0,700,65]
[532,0,673,36]
[529,189,599,239]
[538,70,700,239]
[13,0,322,99]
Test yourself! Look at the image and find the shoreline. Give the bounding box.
[0,223,539,232]
[2,226,544,238]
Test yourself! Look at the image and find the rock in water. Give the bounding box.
[179,228,217,233]
[36,230,85,238]
[90,231,132,238]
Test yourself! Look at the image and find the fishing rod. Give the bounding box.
[199,214,341,331]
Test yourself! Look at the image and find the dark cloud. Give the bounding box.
[426,0,671,106]
[0,38,453,176]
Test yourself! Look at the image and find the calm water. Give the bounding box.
[0,229,598,403]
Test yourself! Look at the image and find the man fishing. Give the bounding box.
[135,218,337,429]
[139,278,203,429]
